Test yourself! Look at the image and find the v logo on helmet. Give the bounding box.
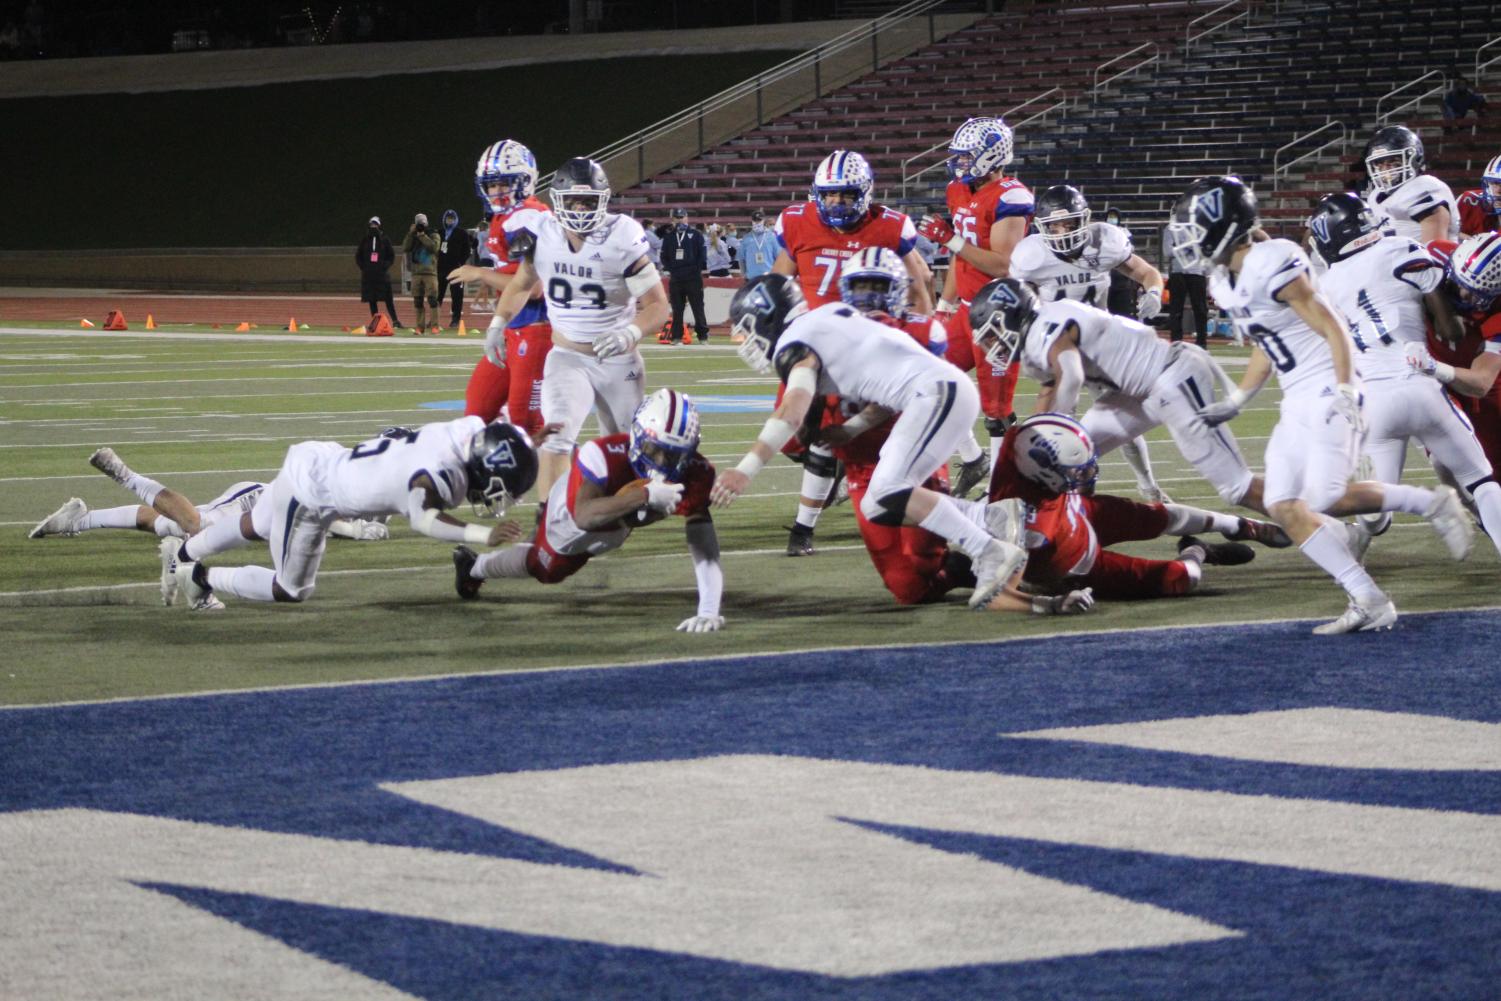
[487,442,518,470]
[1199,188,1225,223]
[1309,216,1330,245]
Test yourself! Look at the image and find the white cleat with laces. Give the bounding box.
[1424,485,1474,560]
[1312,596,1398,635]
[28,498,88,539]
[89,447,132,485]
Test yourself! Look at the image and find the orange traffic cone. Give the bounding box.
[211,323,222,329]
[352,325,366,334]
[234,321,251,331]
[457,319,467,337]
[103,309,127,330]
[286,316,298,331]
[80,318,95,328]
[145,314,157,330]
[367,314,394,337]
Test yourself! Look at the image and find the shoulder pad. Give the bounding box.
[774,342,821,384]
[1008,235,1047,274]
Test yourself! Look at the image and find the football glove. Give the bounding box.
[644,477,685,513]
[1032,587,1095,615]
[484,316,507,366]
[1329,382,1364,435]
[353,519,389,541]
[593,324,643,360]
[1137,288,1163,320]
[1195,397,1242,429]
[1405,341,1456,383]
[918,214,955,246]
[676,614,725,633]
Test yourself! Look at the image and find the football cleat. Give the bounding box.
[452,546,484,600]
[28,498,87,539]
[1177,535,1255,566]
[1137,481,1173,505]
[89,447,131,485]
[1312,596,1397,635]
[1228,516,1293,548]
[1424,485,1474,560]
[952,453,991,500]
[1357,511,1392,537]
[158,537,182,605]
[176,560,222,612]
[786,524,815,557]
[969,538,1027,610]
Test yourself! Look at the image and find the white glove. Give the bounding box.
[1137,288,1163,321]
[1195,397,1242,429]
[1329,382,1365,435]
[676,614,725,633]
[1032,587,1095,615]
[1405,341,1456,383]
[353,520,389,541]
[593,323,643,359]
[644,477,685,512]
[484,316,507,366]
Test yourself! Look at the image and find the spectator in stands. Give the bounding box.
[1161,222,1209,348]
[435,208,473,330]
[640,216,663,267]
[356,216,402,329]
[706,224,733,277]
[401,213,439,335]
[1444,75,1488,130]
[740,208,778,280]
[1104,208,1141,317]
[659,208,709,344]
[723,223,742,272]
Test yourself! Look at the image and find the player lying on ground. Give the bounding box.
[160,419,537,610]
[452,388,727,633]
[28,447,389,545]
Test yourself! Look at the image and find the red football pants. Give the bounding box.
[523,503,592,584]
[1458,391,1501,483]
[464,322,553,436]
[1077,495,1191,599]
[943,304,1018,420]
[846,462,952,605]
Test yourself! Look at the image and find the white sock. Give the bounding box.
[952,495,989,531]
[1163,503,1240,536]
[208,565,277,601]
[918,495,995,559]
[957,433,983,464]
[1300,517,1384,602]
[1121,437,1157,489]
[988,435,1004,468]
[181,511,254,562]
[79,505,141,531]
[473,544,532,579]
[152,515,185,538]
[1471,480,1501,557]
[796,467,834,530]
[123,472,165,507]
[1379,483,1432,515]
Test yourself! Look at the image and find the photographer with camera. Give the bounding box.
[401,212,440,335]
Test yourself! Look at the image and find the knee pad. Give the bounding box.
[803,446,839,479]
[860,486,913,527]
[984,414,1016,437]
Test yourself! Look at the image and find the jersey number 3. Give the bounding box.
[548,277,607,310]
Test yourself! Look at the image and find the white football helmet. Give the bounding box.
[838,246,911,316]
[630,388,701,482]
[475,139,538,214]
[1012,413,1098,494]
[946,117,1013,185]
[1481,152,1501,213]
[811,150,874,229]
[1448,231,1501,311]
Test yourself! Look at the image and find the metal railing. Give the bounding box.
[1375,69,1446,124]
[1092,41,1159,93]
[535,0,964,194]
[897,88,1067,202]
[1477,35,1501,79]
[1185,0,1248,50]
[1273,120,1348,179]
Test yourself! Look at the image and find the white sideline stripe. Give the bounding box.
[5,602,1498,712]
[0,326,742,351]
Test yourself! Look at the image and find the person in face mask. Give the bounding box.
[355,215,403,329]
[435,208,475,329]
[740,208,779,281]
[658,207,710,344]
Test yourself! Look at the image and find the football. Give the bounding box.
[616,477,650,496]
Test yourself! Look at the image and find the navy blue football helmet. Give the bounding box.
[968,278,1040,369]
[465,422,538,514]
[729,273,808,373]
[1168,176,1259,271]
[1307,192,1383,264]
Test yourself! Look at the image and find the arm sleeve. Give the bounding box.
[685,518,723,618]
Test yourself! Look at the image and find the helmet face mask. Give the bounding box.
[1481,153,1501,212]
[550,158,611,234]
[811,151,873,230]
[1448,232,1501,312]
[968,278,1038,370]
[946,117,1013,185]
[465,422,538,516]
[1013,414,1099,494]
[838,246,910,316]
[1364,126,1425,193]
[729,274,808,374]
[629,389,701,482]
[475,140,538,214]
[1169,176,1259,271]
[1035,185,1092,258]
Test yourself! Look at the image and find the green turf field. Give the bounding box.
[1,325,1492,706]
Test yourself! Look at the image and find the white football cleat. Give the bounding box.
[983,497,1025,546]
[968,538,1027,610]
[1424,485,1474,560]
[89,447,132,485]
[28,498,87,539]
[1137,481,1173,505]
[173,558,222,611]
[158,537,183,605]
[1312,596,1397,635]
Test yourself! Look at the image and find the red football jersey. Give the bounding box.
[1458,190,1501,237]
[823,312,945,467]
[566,433,715,525]
[775,202,917,306]
[483,195,550,329]
[946,176,1034,303]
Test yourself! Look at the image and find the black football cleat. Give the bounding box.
[1228,516,1293,548]
[785,524,815,557]
[1178,535,1256,566]
[453,546,484,600]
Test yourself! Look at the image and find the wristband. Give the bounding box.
[463,522,492,545]
[1030,595,1059,615]
[1336,382,1358,399]
[486,315,507,335]
[624,323,643,346]
[937,297,958,313]
[1227,387,1250,408]
[1434,361,1456,384]
[944,234,966,254]
[734,452,765,477]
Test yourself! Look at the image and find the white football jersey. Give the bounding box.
[1009,222,1134,307]
[1019,298,1170,398]
[1209,239,1336,396]
[284,417,478,518]
[504,209,652,344]
[1368,174,1459,242]
[774,302,962,411]
[1320,236,1443,381]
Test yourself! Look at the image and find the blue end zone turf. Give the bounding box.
[4,611,1499,999]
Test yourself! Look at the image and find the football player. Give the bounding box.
[1363,125,1459,243]
[986,414,1269,604]
[771,150,941,556]
[1309,194,1501,559]
[474,156,668,499]
[454,389,727,633]
[920,116,1034,465]
[160,419,536,610]
[445,140,555,439]
[27,448,388,562]
[1171,176,1472,634]
[715,274,1029,611]
[1010,183,1172,504]
[1456,153,1501,236]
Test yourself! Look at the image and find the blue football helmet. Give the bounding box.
[946,117,1013,185]
[810,150,874,229]
[465,421,538,514]
[838,246,911,317]
[475,139,538,214]
[630,389,701,482]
